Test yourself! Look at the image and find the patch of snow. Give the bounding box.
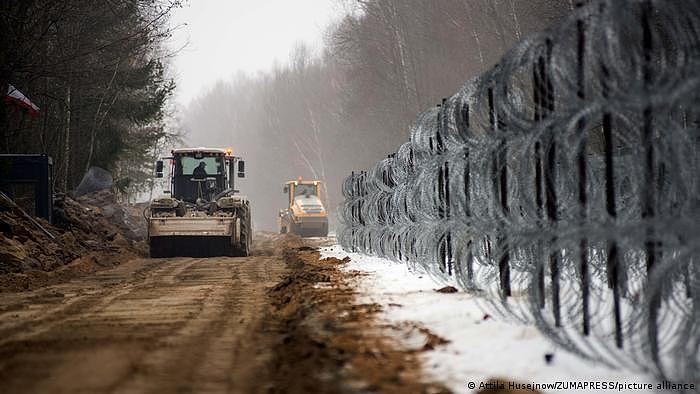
[320,245,655,394]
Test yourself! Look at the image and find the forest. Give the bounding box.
[1,0,574,229]
[184,0,574,230]
[0,0,181,196]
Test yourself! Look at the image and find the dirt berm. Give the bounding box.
[254,235,450,394]
[0,190,146,292]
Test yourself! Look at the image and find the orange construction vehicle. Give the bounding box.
[278,179,328,237]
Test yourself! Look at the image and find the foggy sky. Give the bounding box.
[168,0,343,106]
[177,1,573,231]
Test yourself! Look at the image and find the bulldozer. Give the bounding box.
[278,179,328,237]
[146,147,252,257]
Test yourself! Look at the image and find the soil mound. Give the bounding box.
[0,190,146,291]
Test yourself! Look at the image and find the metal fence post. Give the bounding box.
[489,86,511,297]
[533,56,546,309]
[600,23,623,347]
[576,14,591,337]
[641,0,661,368]
[461,102,474,282]
[540,38,561,326]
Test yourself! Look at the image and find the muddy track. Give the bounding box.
[0,235,448,394]
[0,237,287,394]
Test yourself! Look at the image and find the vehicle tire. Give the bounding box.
[245,203,252,254]
[235,203,251,257]
[239,221,249,256]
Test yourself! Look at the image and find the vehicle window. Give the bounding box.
[294,184,317,196]
[177,156,222,175]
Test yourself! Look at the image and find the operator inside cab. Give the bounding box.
[172,152,226,203]
[295,183,317,198]
[193,162,208,179]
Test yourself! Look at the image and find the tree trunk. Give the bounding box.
[63,85,71,192]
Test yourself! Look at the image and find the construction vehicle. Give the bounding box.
[278,178,328,237]
[146,147,251,257]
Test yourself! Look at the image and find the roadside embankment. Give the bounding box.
[0,190,146,292]
[257,235,450,394]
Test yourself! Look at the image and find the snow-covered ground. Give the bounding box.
[321,244,656,394]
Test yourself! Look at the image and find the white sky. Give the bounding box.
[168,0,344,106]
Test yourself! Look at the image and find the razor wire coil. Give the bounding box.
[339,0,700,387]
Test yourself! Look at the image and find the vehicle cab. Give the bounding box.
[156,147,245,203]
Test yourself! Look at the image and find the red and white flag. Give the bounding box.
[3,85,39,118]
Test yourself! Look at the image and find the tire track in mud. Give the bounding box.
[0,239,288,394]
[0,258,195,345]
[0,234,449,394]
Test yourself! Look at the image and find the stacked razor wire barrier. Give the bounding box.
[339,0,699,387]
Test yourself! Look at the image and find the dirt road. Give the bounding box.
[0,240,288,393]
[0,235,448,394]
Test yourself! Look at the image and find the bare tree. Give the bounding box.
[181,0,573,230]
